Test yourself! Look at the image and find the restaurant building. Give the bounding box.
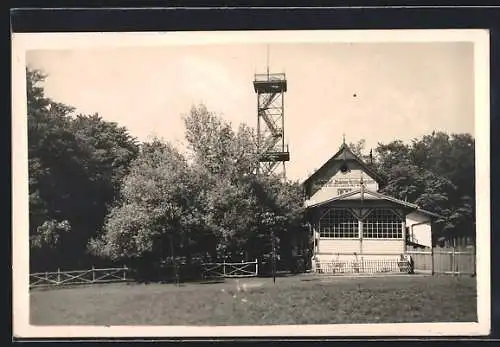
[302,140,440,273]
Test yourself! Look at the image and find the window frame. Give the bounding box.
[362,208,403,239]
[318,208,360,239]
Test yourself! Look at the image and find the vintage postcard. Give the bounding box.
[12,29,490,338]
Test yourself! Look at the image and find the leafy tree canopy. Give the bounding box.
[27,67,139,271]
[348,132,475,241]
[93,105,306,266]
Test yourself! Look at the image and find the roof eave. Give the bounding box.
[414,208,443,220]
[302,146,347,187]
[305,190,443,220]
[305,188,363,209]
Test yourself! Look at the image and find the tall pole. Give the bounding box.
[257,92,261,175]
[272,231,276,284]
[282,90,286,180]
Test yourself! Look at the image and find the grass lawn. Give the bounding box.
[30,274,477,326]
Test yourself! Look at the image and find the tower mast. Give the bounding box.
[253,46,289,179]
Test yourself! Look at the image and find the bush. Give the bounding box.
[129,256,207,283]
[291,257,306,274]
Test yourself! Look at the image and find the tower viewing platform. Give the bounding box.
[253,73,287,93]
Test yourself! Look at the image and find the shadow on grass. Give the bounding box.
[258,271,303,278]
[198,280,226,285]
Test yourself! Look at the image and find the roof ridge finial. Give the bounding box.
[342,133,346,146]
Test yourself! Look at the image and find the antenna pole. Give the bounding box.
[266,44,270,77]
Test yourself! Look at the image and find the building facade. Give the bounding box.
[302,142,440,272]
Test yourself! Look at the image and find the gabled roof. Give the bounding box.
[302,142,385,188]
[305,187,442,219]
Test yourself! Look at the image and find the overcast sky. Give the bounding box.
[26,41,474,182]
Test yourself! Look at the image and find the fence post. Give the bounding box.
[473,244,476,276]
[431,247,435,275]
[92,265,95,282]
[123,264,127,281]
[223,260,226,277]
[255,258,258,276]
[57,268,60,285]
[45,272,48,284]
[452,246,456,276]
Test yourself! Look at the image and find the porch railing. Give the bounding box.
[315,258,411,275]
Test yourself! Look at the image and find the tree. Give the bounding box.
[408,132,475,241]
[373,133,475,243]
[347,138,379,169]
[27,68,78,269]
[91,103,306,278]
[183,105,306,263]
[182,105,259,259]
[89,139,203,262]
[259,177,306,269]
[347,139,366,158]
[410,132,475,210]
[27,67,139,271]
[183,104,258,178]
[380,163,457,214]
[373,140,411,180]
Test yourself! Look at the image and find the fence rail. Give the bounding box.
[30,266,129,288]
[201,259,259,279]
[30,260,260,288]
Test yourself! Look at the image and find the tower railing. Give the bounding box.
[254,73,286,82]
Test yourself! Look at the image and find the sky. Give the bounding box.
[26,41,475,182]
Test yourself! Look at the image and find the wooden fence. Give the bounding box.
[201,259,259,279]
[29,266,129,288]
[406,246,476,275]
[30,260,260,288]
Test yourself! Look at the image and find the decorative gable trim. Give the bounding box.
[302,143,385,194]
[350,208,373,220]
[305,188,442,219]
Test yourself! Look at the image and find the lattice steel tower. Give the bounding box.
[253,71,289,178]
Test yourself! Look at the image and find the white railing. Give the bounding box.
[29,265,129,288]
[315,259,411,275]
[254,73,286,82]
[201,259,259,279]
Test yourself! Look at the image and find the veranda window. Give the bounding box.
[363,209,403,239]
[319,208,359,238]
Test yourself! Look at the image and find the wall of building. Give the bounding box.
[307,162,379,206]
[406,211,432,248]
[317,239,360,255]
[317,238,405,254]
[316,237,405,262]
[361,239,404,254]
[315,253,402,263]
